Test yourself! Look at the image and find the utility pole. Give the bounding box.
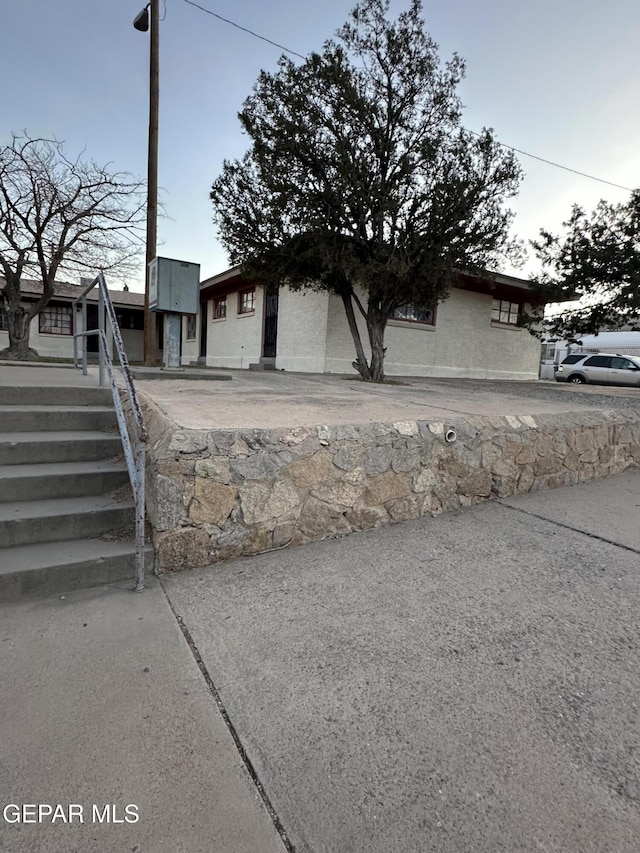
[135,0,160,366]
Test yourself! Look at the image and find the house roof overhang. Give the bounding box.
[455,270,546,305]
[198,266,548,306]
[0,277,144,309]
[199,266,255,302]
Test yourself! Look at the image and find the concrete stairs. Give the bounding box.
[0,382,153,600]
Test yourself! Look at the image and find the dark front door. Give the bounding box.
[200,301,208,358]
[263,289,278,358]
[86,305,99,352]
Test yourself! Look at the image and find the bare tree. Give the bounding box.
[0,134,146,359]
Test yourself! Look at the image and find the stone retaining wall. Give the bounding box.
[140,399,640,572]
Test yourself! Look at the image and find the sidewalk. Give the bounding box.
[127,368,640,429]
[2,471,639,852]
[163,469,640,853]
[0,579,286,853]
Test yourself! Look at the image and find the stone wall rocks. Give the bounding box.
[137,400,640,573]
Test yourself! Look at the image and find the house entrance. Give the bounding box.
[199,301,208,358]
[263,289,278,358]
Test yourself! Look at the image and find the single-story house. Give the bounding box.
[0,279,145,362]
[189,267,544,380]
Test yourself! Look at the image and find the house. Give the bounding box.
[0,279,145,361]
[191,267,544,380]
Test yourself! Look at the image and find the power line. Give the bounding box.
[181,0,634,193]
[181,0,306,60]
[469,130,632,192]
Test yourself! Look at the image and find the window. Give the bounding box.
[238,289,255,315]
[611,357,639,370]
[213,296,226,320]
[392,303,435,325]
[561,354,585,365]
[39,305,72,335]
[491,298,520,326]
[0,303,8,331]
[540,342,556,361]
[583,355,612,368]
[186,315,197,340]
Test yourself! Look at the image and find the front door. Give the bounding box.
[263,289,278,358]
[200,301,208,358]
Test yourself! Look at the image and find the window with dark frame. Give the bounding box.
[186,315,197,340]
[238,289,255,315]
[213,296,227,320]
[491,298,520,326]
[39,304,72,335]
[392,303,435,325]
[0,303,8,331]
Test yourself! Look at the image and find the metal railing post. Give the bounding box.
[73,304,78,367]
[134,442,146,592]
[81,297,88,376]
[98,286,105,387]
[72,273,148,593]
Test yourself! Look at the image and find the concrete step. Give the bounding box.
[0,495,134,548]
[0,385,113,407]
[248,357,276,372]
[0,460,130,502]
[0,405,117,432]
[0,539,155,601]
[0,431,123,465]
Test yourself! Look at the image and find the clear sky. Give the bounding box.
[2,0,638,291]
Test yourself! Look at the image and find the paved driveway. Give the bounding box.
[164,470,640,853]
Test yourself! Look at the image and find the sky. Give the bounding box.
[2,0,639,292]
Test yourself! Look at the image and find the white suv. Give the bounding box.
[555,353,640,386]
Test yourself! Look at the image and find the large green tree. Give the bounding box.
[210,0,523,381]
[525,190,640,340]
[0,134,145,360]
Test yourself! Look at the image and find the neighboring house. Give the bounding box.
[0,279,145,362]
[193,266,544,380]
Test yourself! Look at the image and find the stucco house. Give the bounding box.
[187,266,543,380]
[0,279,145,361]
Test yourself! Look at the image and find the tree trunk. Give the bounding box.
[340,290,372,381]
[0,304,39,360]
[368,316,386,382]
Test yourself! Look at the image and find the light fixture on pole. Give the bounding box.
[133,7,149,31]
[134,0,160,366]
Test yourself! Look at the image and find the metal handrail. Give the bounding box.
[72,273,147,592]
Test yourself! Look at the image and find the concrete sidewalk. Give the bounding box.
[3,360,640,429]
[163,470,640,853]
[0,580,286,853]
[2,472,640,852]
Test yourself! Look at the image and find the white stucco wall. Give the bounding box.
[0,325,76,358]
[203,287,264,369]
[275,288,329,373]
[324,287,540,380]
[0,306,83,359]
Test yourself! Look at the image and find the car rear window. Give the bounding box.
[561,355,585,365]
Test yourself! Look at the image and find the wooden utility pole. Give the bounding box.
[143,0,160,366]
